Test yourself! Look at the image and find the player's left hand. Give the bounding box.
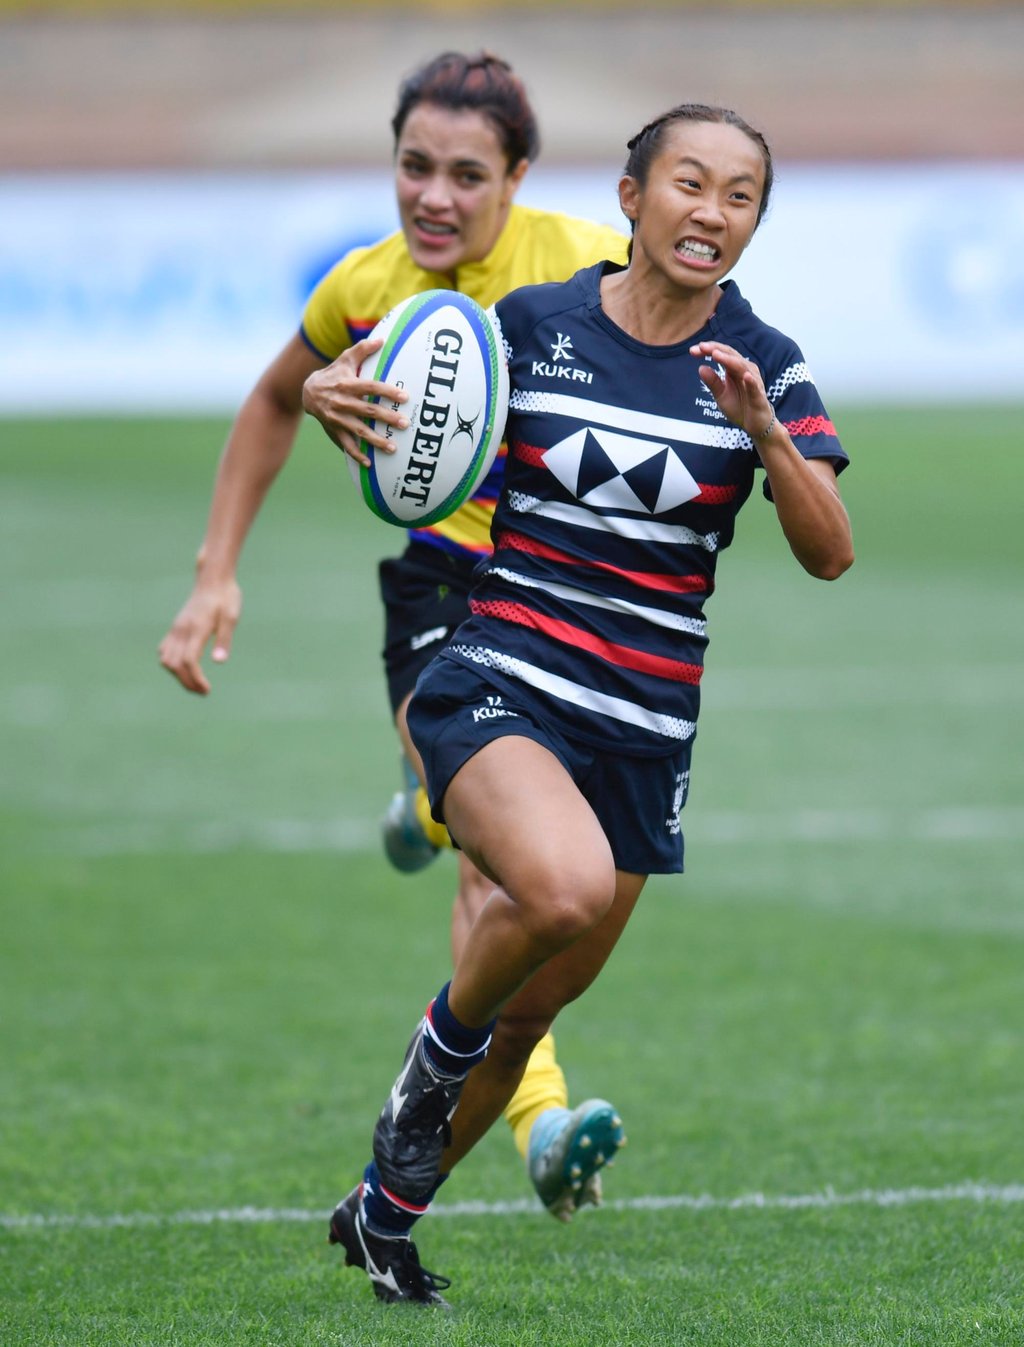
[302,339,410,466]
[690,340,775,440]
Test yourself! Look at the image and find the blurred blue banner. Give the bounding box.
[2,164,1022,411]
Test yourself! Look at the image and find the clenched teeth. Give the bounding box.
[678,239,719,261]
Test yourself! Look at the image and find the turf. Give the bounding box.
[1,407,1022,1344]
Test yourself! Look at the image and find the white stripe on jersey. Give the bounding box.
[506,491,720,552]
[488,566,708,638]
[765,361,815,403]
[508,389,754,452]
[450,644,697,742]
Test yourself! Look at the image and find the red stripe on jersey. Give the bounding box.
[495,529,710,595]
[785,415,837,438]
[511,440,547,468]
[514,439,738,505]
[470,598,704,685]
[694,482,741,504]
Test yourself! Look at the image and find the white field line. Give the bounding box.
[35,804,1024,857]
[3,1183,1023,1232]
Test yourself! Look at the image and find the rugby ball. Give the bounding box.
[350,289,509,527]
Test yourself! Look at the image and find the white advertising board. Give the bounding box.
[1,164,1022,412]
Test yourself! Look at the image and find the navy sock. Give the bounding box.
[360,1160,447,1238]
[422,981,495,1077]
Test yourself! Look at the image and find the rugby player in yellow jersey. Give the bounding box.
[158,51,629,1227]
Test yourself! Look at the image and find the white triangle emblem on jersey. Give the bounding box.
[541,428,588,497]
[654,447,702,512]
[542,426,701,515]
[590,427,666,475]
[579,473,650,512]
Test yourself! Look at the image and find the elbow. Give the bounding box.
[806,542,855,581]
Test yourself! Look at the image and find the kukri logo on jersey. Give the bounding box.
[532,330,594,385]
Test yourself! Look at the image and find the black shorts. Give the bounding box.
[407,656,692,875]
[378,542,481,714]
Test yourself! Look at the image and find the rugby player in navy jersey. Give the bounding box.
[318,103,853,1306]
[158,51,629,1231]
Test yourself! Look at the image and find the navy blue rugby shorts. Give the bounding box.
[407,656,692,876]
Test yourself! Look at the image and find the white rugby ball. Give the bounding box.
[349,289,509,527]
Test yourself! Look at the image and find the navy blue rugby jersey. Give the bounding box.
[438,261,849,757]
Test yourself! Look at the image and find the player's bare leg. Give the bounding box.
[441,734,620,1022]
[438,864,643,1173]
[386,710,628,1214]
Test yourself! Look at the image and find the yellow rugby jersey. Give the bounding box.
[301,204,628,559]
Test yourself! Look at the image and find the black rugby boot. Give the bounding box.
[328,1186,452,1308]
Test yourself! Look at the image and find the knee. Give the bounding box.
[520,867,616,951]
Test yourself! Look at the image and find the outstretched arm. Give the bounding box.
[158,333,325,694]
[690,340,853,581]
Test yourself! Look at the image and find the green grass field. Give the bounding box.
[2,407,1023,1345]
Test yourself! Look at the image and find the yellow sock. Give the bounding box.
[414,785,454,850]
[504,1033,569,1160]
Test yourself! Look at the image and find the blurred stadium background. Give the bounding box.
[1,0,1023,409]
[3,4,1024,1343]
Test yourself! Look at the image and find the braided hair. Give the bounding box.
[623,104,773,228]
